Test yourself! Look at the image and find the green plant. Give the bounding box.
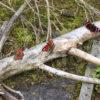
[15,28,34,46]
[95,67,100,90]
[95,67,100,78]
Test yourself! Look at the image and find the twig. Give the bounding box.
[51,11,66,30]
[69,48,100,65]
[0,0,31,52]
[34,0,44,34]
[75,0,100,18]
[0,2,40,44]
[0,1,15,12]
[45,0,52,41]
[0,84,24,100]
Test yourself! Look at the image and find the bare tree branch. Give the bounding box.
[75,0,100,19]
[0,0,31,52]
[45,0,52,41]
[0,84,24,100]
[0,1,40,44]
[0,1,15,12]
[38,64,100,84]
[69,48,100,65]
[0,21,100,82]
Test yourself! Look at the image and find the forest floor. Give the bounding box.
[0,0,100,100]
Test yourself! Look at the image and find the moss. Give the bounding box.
[0,0,99,99]
[15,28,34,46]
[8,0,24,9]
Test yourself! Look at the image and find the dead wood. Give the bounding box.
[0,0,31,52]
[0,21,100,84]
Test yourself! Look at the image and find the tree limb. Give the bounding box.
[69,48,100,65]
[38,64,100,84]
[0,21,100,82]
[0,0,31,52]
[0,84,24,100]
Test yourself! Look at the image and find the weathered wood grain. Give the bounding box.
[79,40,100,100]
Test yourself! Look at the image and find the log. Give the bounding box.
[0,21,100,81]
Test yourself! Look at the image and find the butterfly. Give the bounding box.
[42,39,54,52]
[84,20,100,33]
[14,47,25,60]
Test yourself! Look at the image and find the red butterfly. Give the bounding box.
[14,47,25,60]
[84,20,100,33]
[42,39,54,52]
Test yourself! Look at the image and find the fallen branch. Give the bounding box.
[38,64,100,84]
[0,1,15,12]
[0,21,100,83]
[0,0,31,52]
[0,1,41,44]
[69,48,100,65]
[0,84,24,100]
[45,0,52,41]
